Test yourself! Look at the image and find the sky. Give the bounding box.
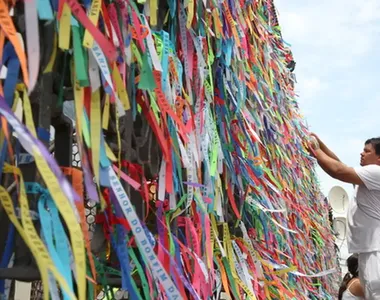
[275,0,380,270]
[275,0,380,197]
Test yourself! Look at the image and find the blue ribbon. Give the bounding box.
[107,192,140,300]
[26,183,74,299]
[0,140,8,184]
[2,42,20,108]
[37,128,50,143]
[0,223,15,294]
[37,0,54,20]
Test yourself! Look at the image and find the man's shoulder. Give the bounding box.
[355,164,380,175]
[355,164,380,191]
[359,164,380,170]
[364,164,380,169]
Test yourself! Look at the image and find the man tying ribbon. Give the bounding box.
[309,133,380,300]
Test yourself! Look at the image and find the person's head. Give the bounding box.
[338,254,359,300]
[346,254,359,277]
[360,137,380,166]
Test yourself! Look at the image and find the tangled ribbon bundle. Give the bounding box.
[0,0,340,299]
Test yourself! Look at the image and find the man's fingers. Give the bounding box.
[310,132,319,140]
[312,136,319,147]
[307,143,317,157]
[304,140,315,156]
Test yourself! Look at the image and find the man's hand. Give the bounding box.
[309,132,341,162]
[306,135,320,157]
[309,135,320,151]
[310,132,321,144]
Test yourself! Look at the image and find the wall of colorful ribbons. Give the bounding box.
[0,0,340,299]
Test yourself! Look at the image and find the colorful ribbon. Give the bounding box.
[0,0,340,299]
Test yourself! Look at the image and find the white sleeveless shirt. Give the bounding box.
[342,279,364,300]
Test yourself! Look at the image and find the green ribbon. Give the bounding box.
[72,25,89,87]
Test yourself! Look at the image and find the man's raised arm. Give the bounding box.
[311,133,341,162]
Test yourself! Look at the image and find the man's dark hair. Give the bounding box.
[365,137,380,155]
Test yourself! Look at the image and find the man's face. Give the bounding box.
[360,143,380,166]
